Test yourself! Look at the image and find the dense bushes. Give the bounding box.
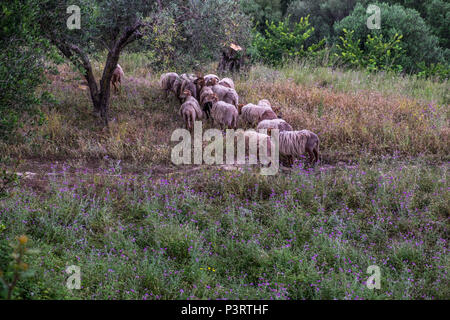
[287,0,358,45]
[335,29,405,72]
[379,0,450,49]
[241,0,283,32]
[0,0,50,140]
[333,2,444,73]
[249,16,325,66]
[244,0,449,77]
[152,0,252,70]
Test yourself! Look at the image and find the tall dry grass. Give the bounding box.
[0,55,448,166]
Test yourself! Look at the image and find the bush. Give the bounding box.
[333,2,445,73]
[0,235,39,299]
[241,0,283,32]
[287,0,358,45]
[0,0,49,140]
[416,62,450,81]
[250,16,325,66]
[379,0,450,50]
[425,0,450,50]
[335,29,405,72]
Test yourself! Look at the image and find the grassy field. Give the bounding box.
[0,53,448,299]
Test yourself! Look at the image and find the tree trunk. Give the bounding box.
[86,51,120,127]
[218,45,244,74]
[51,21,144,127]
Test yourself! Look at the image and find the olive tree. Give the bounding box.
[38,0,163,126]
[130,0,252,71]
[38,0,251,126]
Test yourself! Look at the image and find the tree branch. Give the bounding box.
[115,21,145,52]
[49,36,99,106]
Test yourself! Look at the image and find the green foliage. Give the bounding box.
[130,12,181,71]
[153,0,252,70]
[0,235,39,299]
[39,0,251,73]
[334,2,445,73]
[241,0,283,32]
[287,0,358,45]
[335,29,405,72]
[0,0,51,140]
[416,62,450,81]
[378,0,450,49]
[424,0,450,50]
[250,16,325,66]
[1,161,448,299]
[0,162,20,200]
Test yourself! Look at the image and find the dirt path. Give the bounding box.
[6,157,447,195]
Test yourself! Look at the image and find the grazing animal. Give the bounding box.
[210,94,238,129]
[179,90,203,130]
[238,103,277,126]
[208,78,239,107]
[199,86,215,119]
[239,129,274,164]
[268,129,320,166]
[257,119,293,132]
[221,88,239,107]
[160,72,179,98]
[171,77,183,101]
[111,64,124,94]
[257,99,271,108]
[180,73,197,82]
[258,99,282,117]
[179,79,198,103]
[218,77,235,89]
[204,74,220,86]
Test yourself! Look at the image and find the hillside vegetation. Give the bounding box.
[0,53,448,299]
[1,55,448,166]
[1,0,449,302]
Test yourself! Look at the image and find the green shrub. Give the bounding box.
[0,0,49,140]
[250,16,325,66]
[0,235,39,299]
[241,0,283,32]
[335,29,405,72]
[334,2,445,73]
[287,0,359,45]
[417,62,450,81]
[379,0,449,49]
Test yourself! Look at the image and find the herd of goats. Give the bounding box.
[112,65,319,166]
